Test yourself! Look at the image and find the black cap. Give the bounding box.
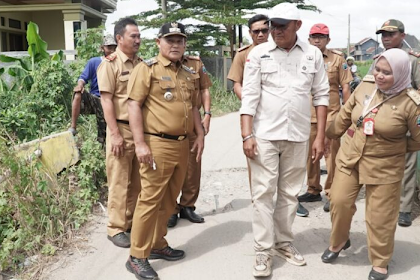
[158,22,187,38]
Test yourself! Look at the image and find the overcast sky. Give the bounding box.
[106,0,420,49]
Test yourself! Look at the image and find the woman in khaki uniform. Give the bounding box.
[321,49,420,280]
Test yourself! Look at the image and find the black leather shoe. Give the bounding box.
[167,214,178,228]
[107,232,130,248]
[323,200,330,212]
[398,212,412,227]
[126,256,158,280]
[149,246,185,261]
[298,192,322,202]
[180,207,205,223]
[368,267,388,280]
[321,239,351,263]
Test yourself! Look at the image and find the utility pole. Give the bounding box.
[161,0,167,18]
[347,14,350,57]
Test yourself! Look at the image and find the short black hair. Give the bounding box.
[248,14,269,29]
[114,17,138,42]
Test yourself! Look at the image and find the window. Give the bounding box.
[1,17,5,27]
[9,18,22,30]
[1,32,7,51]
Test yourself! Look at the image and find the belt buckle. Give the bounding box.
[177,135,186,141]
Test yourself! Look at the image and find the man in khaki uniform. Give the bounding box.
[125,23,204,280]
[373,19,420,227]
[167,55,212,227]
[227,14,269,99]
[97,17,142,248]
[298,24,352,213]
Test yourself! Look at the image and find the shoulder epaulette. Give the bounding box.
[407,88,420,105]
[372,53,381,60]
[408,50,420,58]
[331,49,344,56]
[143,57,158,67]
[104,53,117,62]
[363,74,375,82]
[238,45,251,52]
[182,64,197,74]
[186,55,200,61]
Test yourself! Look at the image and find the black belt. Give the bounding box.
[116,119,129,125]
[144,132,187,141]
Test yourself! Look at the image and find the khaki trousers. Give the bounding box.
[176,134,201,211]
[400,152,417,212]
[106,123,141,236]
[130,135,189,258]
[306,122,340,196]
[249,137,308,254]
[329,167,400,267]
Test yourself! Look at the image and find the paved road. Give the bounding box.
[44,112,420,280]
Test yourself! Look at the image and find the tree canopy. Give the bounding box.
[133,0,318,57]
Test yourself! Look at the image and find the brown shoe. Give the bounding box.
[107,232,130,248]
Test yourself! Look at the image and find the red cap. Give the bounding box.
[309,23,329,35]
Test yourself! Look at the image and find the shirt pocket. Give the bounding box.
[327,64,338,82]
[296,60,316,89]
[180,79,194,102]
[158,80,177,101]
[117,72,130,93]
[261,62,280,88]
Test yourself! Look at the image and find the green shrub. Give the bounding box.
[355,60,373,78]
[0,123,106,273]
[0,59,73,142]
[209,76,240,116]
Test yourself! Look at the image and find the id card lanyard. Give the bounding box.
[356,88,396,128]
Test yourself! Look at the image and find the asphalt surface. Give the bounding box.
[44,112,420,280]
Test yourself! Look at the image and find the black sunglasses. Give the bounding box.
[251,28,269,35]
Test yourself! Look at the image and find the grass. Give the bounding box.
[209,76,241,117]
[355,60,373,78]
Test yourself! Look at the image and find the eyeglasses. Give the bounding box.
[251,28,269,35]
[269,22,291,32]
[309,34,329,39]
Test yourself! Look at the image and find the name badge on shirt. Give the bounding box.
[363,118,374,135]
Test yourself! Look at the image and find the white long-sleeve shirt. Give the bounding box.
[240,37,330,142]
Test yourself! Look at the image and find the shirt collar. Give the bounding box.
[115,47,141,63]
[158,53,173,66]
[268,35,308,52]
[322,48,330,57]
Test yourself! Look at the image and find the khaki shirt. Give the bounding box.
[97,48,142,121]
[326,78,420,184]
[127,53,198,136]
[182,56,212,108]
[310,49,353,123]
[227,44,255,83]
[240,38,330,142]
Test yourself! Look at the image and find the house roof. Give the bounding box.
[365,46,376,54]
[404,34,420,49]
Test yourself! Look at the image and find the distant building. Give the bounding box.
[0,0,116,59]
[403,34,420,52]
[349,37,383,61]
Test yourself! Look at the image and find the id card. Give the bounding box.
[363,118,375,135]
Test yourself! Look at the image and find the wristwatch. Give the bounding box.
[204,111,212,117]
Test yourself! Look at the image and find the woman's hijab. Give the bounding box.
[375,48,412,95]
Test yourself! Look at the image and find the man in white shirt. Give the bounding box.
[240,3,329,277]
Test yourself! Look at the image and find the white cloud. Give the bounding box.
[106,0,420,49]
